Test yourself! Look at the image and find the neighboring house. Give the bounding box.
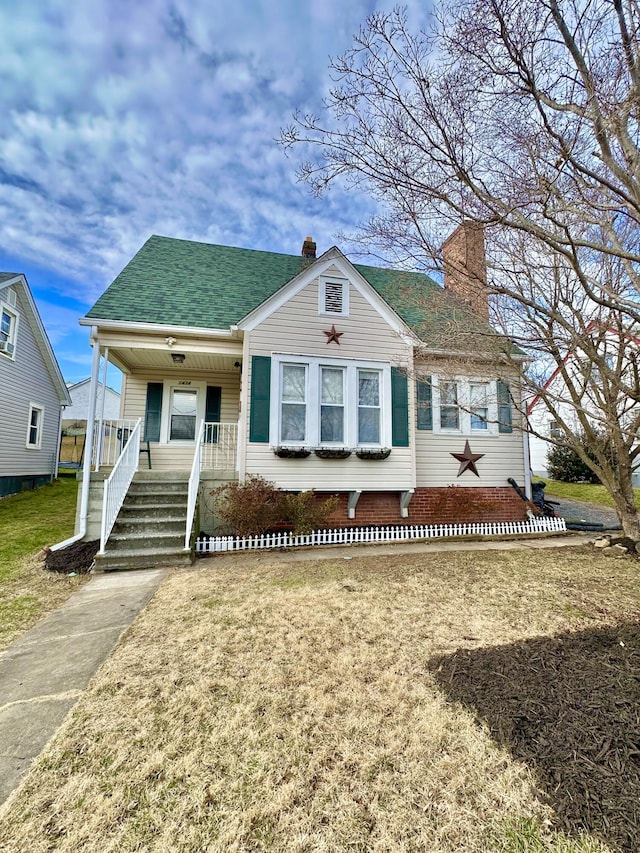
[74,224,532,566]
[63,378,121,426]
[0,273,71,497]
[60,378,121,467]
[527,333,640,486]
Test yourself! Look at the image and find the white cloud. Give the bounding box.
[0,0,432,308]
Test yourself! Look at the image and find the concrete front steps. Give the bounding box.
[93,471,194,571]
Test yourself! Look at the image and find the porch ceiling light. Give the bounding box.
[171,353,186,364]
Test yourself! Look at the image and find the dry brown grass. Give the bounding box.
[0,554,88,652]
[2,545,639,852]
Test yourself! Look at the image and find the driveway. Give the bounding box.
[546,495,621,530]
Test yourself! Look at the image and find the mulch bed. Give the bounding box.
[429,622,640,851]
[45,540,99,574]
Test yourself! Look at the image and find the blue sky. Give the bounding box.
[0,1,431,388]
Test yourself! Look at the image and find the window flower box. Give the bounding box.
[314,448,352,460]
[273,446,311,459]
[355,447,391,460]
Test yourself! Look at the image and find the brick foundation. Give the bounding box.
[324,486,527,527]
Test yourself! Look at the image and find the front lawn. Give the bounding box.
[1,546,639,852]
[0,477,88,651]
[538,478,640,510]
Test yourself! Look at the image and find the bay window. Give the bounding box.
[272,355,390,448]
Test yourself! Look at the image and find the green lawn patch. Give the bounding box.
[0,478,88,650]
[537,478,640,510]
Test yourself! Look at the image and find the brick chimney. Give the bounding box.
[441,222,488,320]
[301,236,316,259]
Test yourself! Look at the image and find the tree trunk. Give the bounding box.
[608,466,640,539]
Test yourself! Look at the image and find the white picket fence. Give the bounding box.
[195,516,567,554]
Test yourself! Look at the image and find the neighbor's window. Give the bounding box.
[549,419,563,439]
[0,306,16,354]
[280,363,307,442]
[358,369,381,444]
[26,404,43,448]
[320,366,345,443]
[169,389,197,440]
[440,381,460,430]
[470,382,489,430]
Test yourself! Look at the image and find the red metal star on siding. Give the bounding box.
[450,440,485,477]
[323,324,343,345]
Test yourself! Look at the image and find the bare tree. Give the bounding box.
[281,0,640,536]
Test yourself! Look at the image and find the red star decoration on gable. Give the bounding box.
[450,440,485,477]
[323,324,343,345]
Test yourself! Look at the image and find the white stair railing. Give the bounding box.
[92,418,139,468]
[185,420,206,550]
[200,422,238,470]
[99,418,142,554]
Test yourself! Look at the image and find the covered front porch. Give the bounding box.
[75,325,245,561]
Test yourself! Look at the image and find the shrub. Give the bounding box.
[281,491,340,535]
[211,477,339,537]
[546,431,617,483]
[212,475,284,537]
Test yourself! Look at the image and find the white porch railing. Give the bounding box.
[185,420,206,550]
[200,422,239,470]
[92,418,139,468]
[196,516,568,554]
[100,419,142,554]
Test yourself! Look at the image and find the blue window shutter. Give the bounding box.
[250,356,271,443]
[416,377,432,430]
[497,380,513,433]
[204,386,221,444]
[391,367,409,447]
[143,382,163,442]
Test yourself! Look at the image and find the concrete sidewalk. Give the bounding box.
[0,568,166,808]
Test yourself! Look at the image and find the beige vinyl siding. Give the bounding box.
[122,368,240,471]
[244,275,414,491]
[0,289,63,478]
[415,432,526,487]
[414,362,526,487]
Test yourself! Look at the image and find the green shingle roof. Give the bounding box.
[85,235,501,351]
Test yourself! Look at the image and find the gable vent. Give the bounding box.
[7,288,16,307]
[324,281,344,314]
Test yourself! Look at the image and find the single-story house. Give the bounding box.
[71,223,532,568]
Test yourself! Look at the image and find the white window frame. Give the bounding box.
[270,354,391,448]
[318,276,349,317]
[432,376,500,436]
[26,403,44,449]
[159,380,207,444]
[469,381,490,431]
[0,301,18,358]
[280,362,309,444]
[320,365,345,445]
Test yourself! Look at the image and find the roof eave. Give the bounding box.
[79,317,240,339]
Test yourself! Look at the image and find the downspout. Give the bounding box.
[50,328,102,551]
[521,387,532,499]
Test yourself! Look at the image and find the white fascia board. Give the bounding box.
[238,246,418,346]
[79,317,239,339]
[4,274,71,404]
